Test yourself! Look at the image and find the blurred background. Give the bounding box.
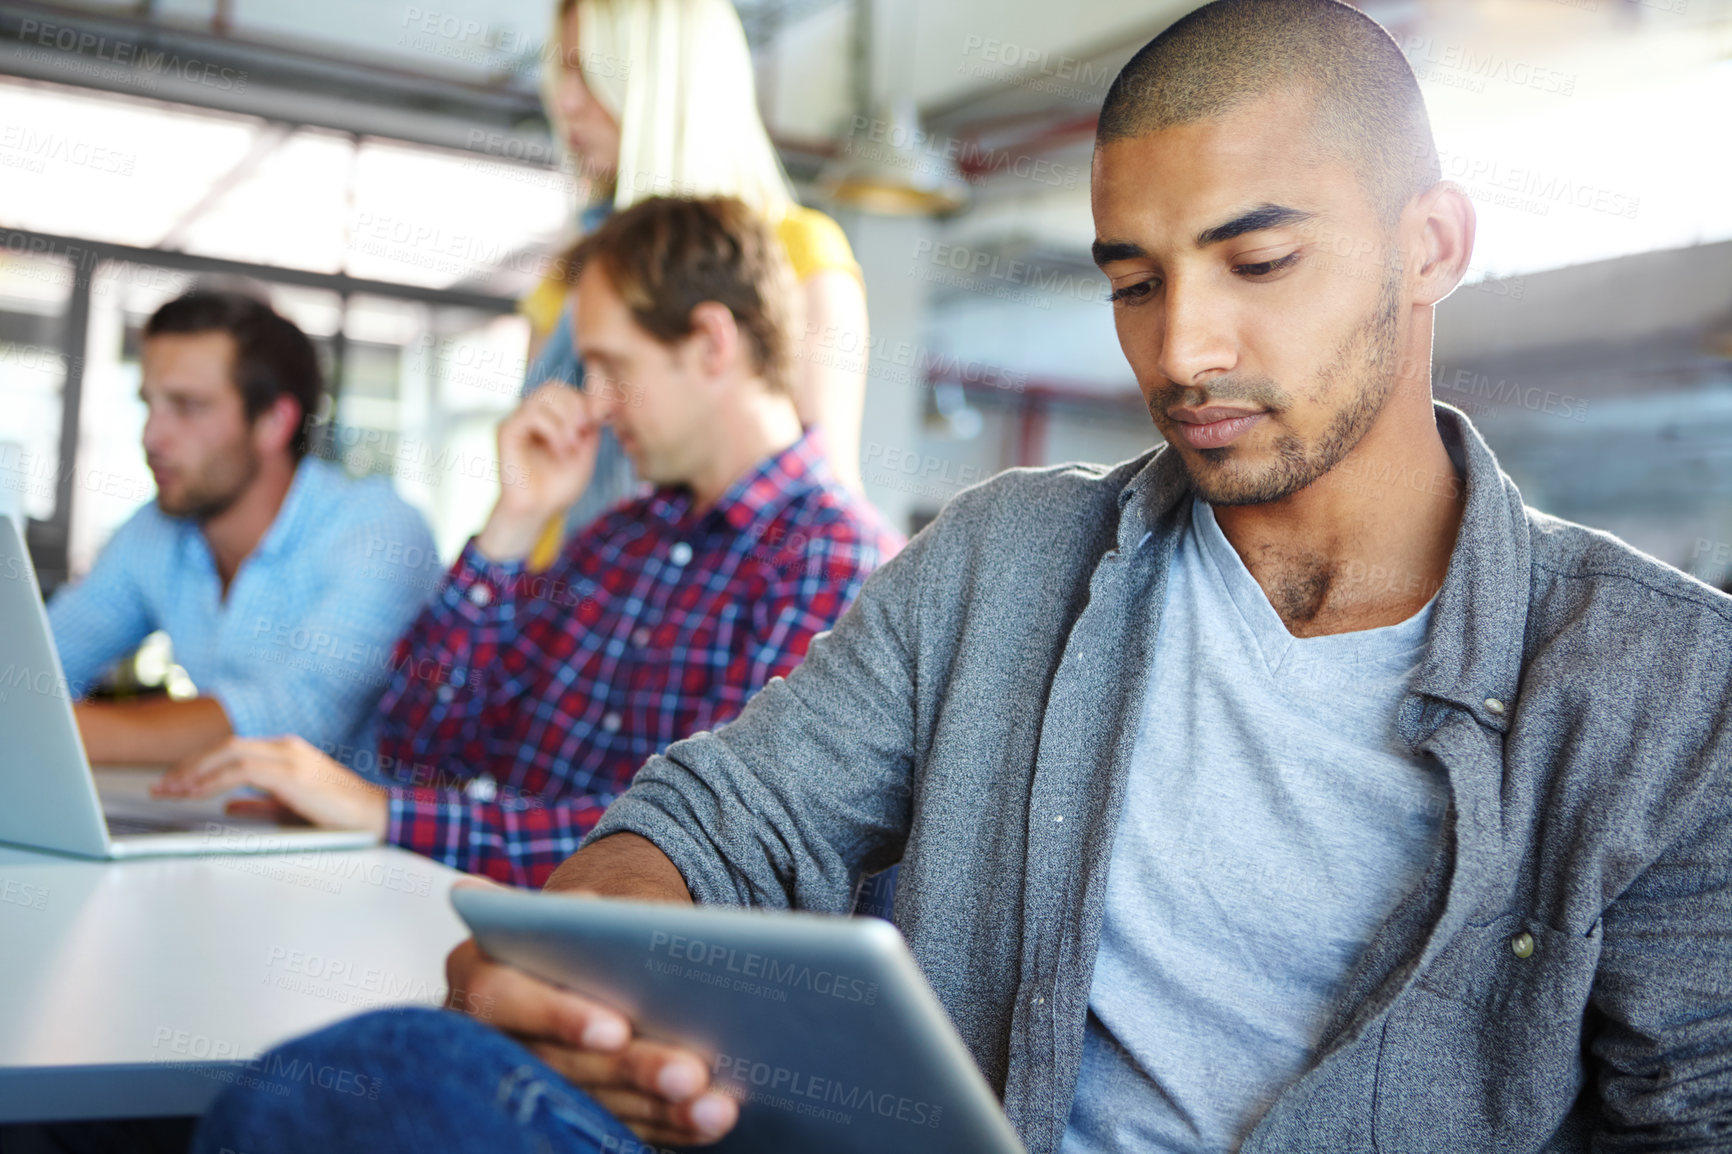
[2,0,1730,600]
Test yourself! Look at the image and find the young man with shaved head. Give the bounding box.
[197,2,1732,1151]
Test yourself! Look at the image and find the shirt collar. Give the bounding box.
[1407,404,1530,732]
[1116,402,1529,730]
[650,429,834,537]
[249,457,330,560]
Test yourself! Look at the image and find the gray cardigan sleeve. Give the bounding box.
[584,512,935,913]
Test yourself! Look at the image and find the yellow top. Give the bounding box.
[519,203,859,570]
[773,203,861,288]
[520,275,570,339]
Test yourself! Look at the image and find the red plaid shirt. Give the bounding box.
[375,432,901,886]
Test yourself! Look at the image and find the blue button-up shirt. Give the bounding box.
[48,457,439,756]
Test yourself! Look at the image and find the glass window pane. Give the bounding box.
[0,76,258,247]
[0,251,74,523]
[343,137,570,290]
[319,296,528,561]
[71,260,194,575]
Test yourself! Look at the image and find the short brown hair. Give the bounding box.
[559,196,796,395]
[145,290,324,460]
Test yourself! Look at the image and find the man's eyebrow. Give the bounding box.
[1091,204,1315,266]
[1091,239,1146,267]
[1195,203,1314,248]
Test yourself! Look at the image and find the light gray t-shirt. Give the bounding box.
[1061,498,1447,1154]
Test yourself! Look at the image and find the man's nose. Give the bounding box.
[589,379,624,424]
[1156,276,1237,390]
[140,409,169,455]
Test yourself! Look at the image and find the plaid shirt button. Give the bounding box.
[468,583,493,606]
[669,542,693,566]
[601,711,622,732]
[632,627,651,647]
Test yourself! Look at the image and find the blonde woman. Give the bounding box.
[521,0,869,562]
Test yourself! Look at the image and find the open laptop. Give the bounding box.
[0,513,379,859]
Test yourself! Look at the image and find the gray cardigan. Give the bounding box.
[590,404,1732,1153]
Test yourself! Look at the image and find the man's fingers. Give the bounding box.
[515,411,587,467]
[581,1085,692,1131]
[520,1043,630,1090]
[661,1089,741,1145]
[508,409,566,456]
[156,762,254,799]
[530,381,588,420]
[617,1039,712,1101]
[581,1084,739,1146]
[156,740,282,797]
[445,940,630,1050]
[520,388,589,444]
[154,741,237,793]
[532,1036,710,1101]
[523,1038,736,1145]
[224,797,306,824]
[522,403,577,442]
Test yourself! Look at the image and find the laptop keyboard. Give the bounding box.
[105,814,201,836]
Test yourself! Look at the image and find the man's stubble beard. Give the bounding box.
[1156,267,1405,508]
[158,438,262,522]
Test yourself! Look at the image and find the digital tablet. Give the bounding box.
[452,887,1027,1154]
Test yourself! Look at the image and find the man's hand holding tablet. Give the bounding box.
[444,833,741,1149]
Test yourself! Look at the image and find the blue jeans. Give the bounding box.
[192,1007,650,1154]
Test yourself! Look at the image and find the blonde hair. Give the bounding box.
[543,0,795,217]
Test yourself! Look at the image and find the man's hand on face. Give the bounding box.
[150,735,388,836]
[445,894,741,1148]
[477,385,604,562]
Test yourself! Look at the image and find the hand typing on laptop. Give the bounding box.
[443,834,739,1149]
[152,735,389,836]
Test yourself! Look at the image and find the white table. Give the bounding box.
[0,840,469,1122]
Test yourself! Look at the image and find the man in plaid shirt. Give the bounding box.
[157,196,900,886]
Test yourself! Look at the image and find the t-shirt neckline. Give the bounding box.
[1187,497,1436,680]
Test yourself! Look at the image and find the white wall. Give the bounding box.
[839,209,938,534]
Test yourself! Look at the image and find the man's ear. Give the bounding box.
[1406,181,1477,308]
[253,394,302,457]
[685,301,742,383]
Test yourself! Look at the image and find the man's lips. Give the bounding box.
[1167,407,1267,450]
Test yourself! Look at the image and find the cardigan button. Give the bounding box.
[1484,697,1506,716]
[1511,931,1535,959]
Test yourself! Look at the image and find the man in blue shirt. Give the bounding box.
[47,290,437,766]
